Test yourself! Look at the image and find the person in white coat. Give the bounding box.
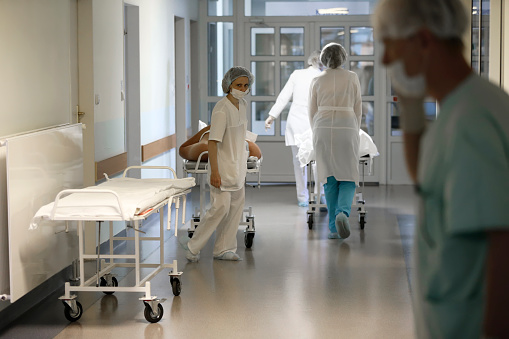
[179,66,254,262]
[265,51,322,207]
[309,43,362,239]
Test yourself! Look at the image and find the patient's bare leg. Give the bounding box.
[247,141,262,159]
[179,126,211,161]
[180,143,208,162]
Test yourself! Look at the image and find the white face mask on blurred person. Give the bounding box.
[231,88,248,99]
[387,60,426,98]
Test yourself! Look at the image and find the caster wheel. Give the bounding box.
[170,277,181,296]
[244,233,255,248]
[144,303,164,323]
[307,213,314,230]
[246,217,255,228]
[63,301,83,322]
[359,215,366,230]
[100,276,118,295]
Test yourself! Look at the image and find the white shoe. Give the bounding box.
[178,236,200,262]
[335,213,350,239]
[213,251,242,261]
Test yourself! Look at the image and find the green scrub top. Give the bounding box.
[414,74,509,339]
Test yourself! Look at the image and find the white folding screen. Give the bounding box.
[3,124,83,302]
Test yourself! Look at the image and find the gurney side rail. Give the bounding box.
[50,189,126,220]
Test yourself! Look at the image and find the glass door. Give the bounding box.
[245,18,382,183]
[247,24,308,139]
[245,22,310,182]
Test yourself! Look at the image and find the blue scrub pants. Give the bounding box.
[323,177,356,233]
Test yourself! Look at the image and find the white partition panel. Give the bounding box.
[0,146,8,297]
[5,124,83,302]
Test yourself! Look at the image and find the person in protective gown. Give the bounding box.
[309,43,362,240]
[265,51,322,207]
[179,66,254,262]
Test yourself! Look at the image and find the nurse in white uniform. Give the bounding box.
[179,66,254,262]
[309,43,362,239]
[265,51,322,207]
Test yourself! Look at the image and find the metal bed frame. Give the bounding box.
[306,157,372,230]
[182,151,261,248]
[53,166,190,323]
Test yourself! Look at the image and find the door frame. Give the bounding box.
[242,17,384,184]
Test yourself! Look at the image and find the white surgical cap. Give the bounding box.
[320,43,347,69]
[372,0,468,39]
[221,66,255,93]
[307,50,321,68]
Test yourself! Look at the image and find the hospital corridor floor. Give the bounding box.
[1,184,417,339]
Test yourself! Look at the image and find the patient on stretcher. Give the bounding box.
[179,125,262,162]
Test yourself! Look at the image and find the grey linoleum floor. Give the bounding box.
[1,184,418,339]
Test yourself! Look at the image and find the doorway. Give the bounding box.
[244,18,383,184]
[124,4,141,178]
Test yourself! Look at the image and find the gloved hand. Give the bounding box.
[397,95,426,133]
[264,116,275,130]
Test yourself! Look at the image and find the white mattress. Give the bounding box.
[30,177,195,228]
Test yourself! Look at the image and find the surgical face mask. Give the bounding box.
[231,88,248,99]
[386,60,426,98]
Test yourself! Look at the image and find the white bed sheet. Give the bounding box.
[30,177,195,229]
[295,129,379,167]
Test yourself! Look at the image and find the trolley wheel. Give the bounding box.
[246,216,255,228]
[307,213,314,230]
[244,232,255,248]
[144,303,164,323]
[170,277,181,296]
[100,276,118,295]
[63,301,83,322]
[359,215,366,230]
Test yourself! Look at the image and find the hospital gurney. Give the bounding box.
[30,166,195,323]
[183,151,262,248]
[295,129,378,231]
[305,157,372,229]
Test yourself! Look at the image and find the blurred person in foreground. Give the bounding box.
[373,0,509,338]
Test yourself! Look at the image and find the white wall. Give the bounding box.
[0,0,74,137]
[125,0,198,178]
[0,0,77,307]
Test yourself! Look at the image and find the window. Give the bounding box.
[320,27,345,49]
[208,22,234,96]
[251,27,275,56]
[350,27,374,56]
[280,27,304,56]
[251,61,275,96]
[245,0,378,16]
[208,0,233,16]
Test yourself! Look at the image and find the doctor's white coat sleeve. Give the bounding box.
[308,78,318,129]
[268,73,295,119]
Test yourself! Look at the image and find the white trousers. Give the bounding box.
[290,146,322,203]
[188,185,245,257]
